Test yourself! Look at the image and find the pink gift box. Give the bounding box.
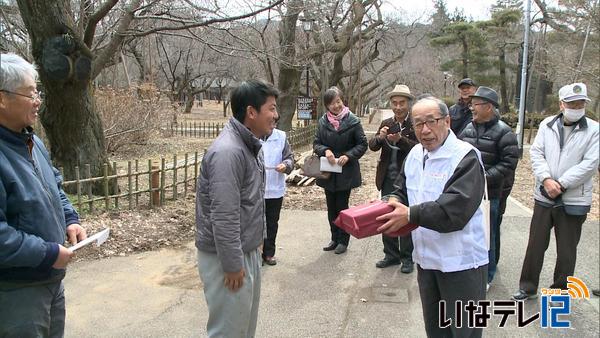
[334,201,418,239]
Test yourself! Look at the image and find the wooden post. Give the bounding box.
[75,166,81,212]
[183,153,189,197]
[194,151,199,185]
[160,157,166,206]
[127,161,133,210]
[103,163,109,211]
[135,160,139,207]
[86,164,93,213]
[112,161,118,209]
[150,160,160,207]
[172,154,178,200]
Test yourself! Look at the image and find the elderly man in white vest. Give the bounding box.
[377,97,489,338]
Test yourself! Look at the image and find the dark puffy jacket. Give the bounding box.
[459,116,519,199]
[313,112,368,191]
[0,125,80,285]
[449,101,473,136]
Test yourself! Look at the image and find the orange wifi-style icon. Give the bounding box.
[566,276,590,299]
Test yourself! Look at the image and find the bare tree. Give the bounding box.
[14,0,283,183]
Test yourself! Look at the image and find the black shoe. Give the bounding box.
[400,262,414,274]
[334,244,347,254]
[592,289,600,297]
[262,256,277,266]
[512,289,538,301]
[375,258,401,269]
[323,241,337,251]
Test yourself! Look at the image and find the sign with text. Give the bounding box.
[297,96,318,120]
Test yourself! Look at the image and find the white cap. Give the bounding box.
[558,83,591,102]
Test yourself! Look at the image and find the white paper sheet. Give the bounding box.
[69,228,110,252]
[320,157,343,173]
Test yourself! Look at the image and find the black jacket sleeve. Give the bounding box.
[344,122,368,160]
[390,150,485,233]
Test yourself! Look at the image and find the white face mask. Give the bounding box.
[563,108,585,122]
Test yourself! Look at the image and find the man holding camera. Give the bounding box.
[368,84,418,272]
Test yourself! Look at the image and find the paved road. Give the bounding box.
[65,199,599,337]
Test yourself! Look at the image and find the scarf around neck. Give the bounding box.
[326,106,350,130]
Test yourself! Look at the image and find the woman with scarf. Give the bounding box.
[313,86,368,254]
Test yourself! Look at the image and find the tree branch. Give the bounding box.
[125,0,284,37]
[92,0,143,79]
[84,0,119,48]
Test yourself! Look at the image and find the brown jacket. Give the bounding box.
[368,116,418,191]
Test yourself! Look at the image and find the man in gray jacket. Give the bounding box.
[195,80,279,337]
[513,83,599,301]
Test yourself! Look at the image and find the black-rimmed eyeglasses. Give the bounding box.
[414,117,445,130]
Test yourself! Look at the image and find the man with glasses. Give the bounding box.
[377,97,488,337]
[459,87,518,292]
[0,53,86,336]
[368,84,417,272]
[513,83,598,301]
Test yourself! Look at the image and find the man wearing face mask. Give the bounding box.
[513,83,599,301]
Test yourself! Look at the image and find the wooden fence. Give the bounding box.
[168,120,317,150]
[62,122,318,216]
[61,152,201,216]
[168,121,225,138]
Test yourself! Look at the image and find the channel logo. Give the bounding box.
[566,276,590,299]
[540,276,590,328]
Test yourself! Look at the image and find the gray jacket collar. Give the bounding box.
[227,117,263,156]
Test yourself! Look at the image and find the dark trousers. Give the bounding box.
[0,281,65,337]
[496,195,510,265]
[381,176,414,263]
[487,199,501,283]
[263,197,284,258]
[417,265,487,338]
[519,203,586,293]
[324,189,351,246]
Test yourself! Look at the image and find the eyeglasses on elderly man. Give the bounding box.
[0,89,44,102]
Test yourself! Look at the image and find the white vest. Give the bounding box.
[262,129,287,199]
[405,131,489,272]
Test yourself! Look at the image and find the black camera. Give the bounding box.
[387,123,402,134]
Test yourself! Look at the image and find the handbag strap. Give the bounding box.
[483,174,489,201]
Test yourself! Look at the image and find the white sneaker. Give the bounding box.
[486,283,491,292]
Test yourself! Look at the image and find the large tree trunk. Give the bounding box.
[16,0,109,185]
[276,0,302,132]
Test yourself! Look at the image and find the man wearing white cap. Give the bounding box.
[368,84,418,272]
[513,83,599,301]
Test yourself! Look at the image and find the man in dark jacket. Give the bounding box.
[449,78,477,136]
[458,86,518,290]
[196,80,279,337]
[368,84,418,272]
[1,53,87,336]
